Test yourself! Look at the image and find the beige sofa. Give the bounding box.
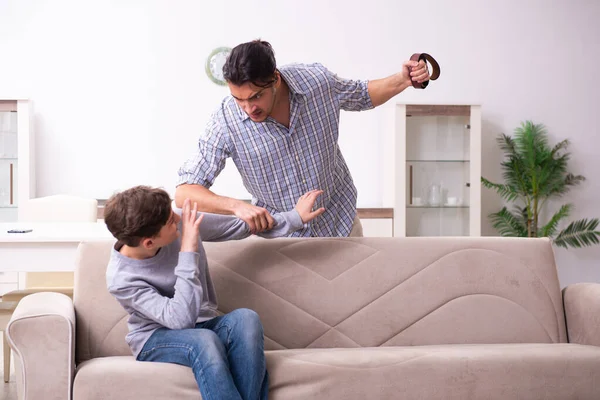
[7,236,600,399]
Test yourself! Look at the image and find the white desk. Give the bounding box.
[0,222,114,272]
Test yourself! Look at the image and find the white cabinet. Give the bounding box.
[358,209,394,237]
[0,99,34,222]
[361,219,393,237]
[387,104,481,237]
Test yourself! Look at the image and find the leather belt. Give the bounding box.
[410,53,440,89]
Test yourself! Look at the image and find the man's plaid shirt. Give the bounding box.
[177,63,373,237]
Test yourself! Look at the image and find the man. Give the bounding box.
[176,39,430,237]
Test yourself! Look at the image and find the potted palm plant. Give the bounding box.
[481,121,600,249]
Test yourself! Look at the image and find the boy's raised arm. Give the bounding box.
[108,251,205,330]
[172,190,325,241]
[107,200,206,330]
[257,190,325,238]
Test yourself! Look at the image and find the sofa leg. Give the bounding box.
[3,333,10,383]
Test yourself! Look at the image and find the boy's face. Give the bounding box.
[153,211,181,247]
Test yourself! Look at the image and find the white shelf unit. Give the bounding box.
[0,99,34,291]
[386,104,481,237]
[0,99,35,222]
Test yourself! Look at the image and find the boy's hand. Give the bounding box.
[295,189,326,223]
[180,198,204,253]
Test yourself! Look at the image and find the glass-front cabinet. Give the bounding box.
[0,99,34,222]
[392,104,481,237]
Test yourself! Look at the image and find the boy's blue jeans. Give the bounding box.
[137,308,269,400]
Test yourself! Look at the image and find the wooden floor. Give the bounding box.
[0,333,16,400]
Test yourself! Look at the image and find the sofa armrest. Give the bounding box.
[7,292,75,400]
[563,283,600,346]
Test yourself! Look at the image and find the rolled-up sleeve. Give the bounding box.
[321,65,374,112]
[176,115,230,188]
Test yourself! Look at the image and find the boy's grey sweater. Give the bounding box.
[106,208,303,358]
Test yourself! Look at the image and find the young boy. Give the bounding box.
[104,185,325,400]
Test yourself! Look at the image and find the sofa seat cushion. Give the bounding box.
[74,356,201,399]
[73,344,600,400]
[267,344,600,400]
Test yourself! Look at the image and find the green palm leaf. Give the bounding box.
[512,205,528,227]
[496,133,517,154]
[554,219,600,249]
[565,173,585,187]
[550,139,570,157]
[500,157,530,196]
[540,204,571,238]
[482,120,599,250]
[513,121,549,171]
[489,207,528,237]
[481,177,520,202]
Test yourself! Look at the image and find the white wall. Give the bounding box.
[1,0,599,285]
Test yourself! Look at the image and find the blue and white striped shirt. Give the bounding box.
[176,63,373,237]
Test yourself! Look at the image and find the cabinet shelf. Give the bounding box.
[391,103,481,238]
[0,100,33,222]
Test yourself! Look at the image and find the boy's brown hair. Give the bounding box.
[104,185,172,247]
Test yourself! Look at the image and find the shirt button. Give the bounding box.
[303,180,306,184]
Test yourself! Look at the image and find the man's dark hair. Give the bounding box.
[104,185,172,247]
[223,39,277,87]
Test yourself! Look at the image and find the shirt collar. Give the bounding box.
[232,67,307,122]
[279,67,307,97]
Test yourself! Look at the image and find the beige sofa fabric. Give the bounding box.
[265,344,600,400]
[205,237,567,349]
[74,356,202,399]
[73,237,568,362]
[6,292,74,400]
[563,282,600,346]
[71,344,600,400]
[10,236,598,400]
[73,239,129,363]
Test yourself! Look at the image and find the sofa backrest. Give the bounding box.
[74,237,567,363]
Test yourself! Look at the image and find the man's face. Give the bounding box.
[229,79,277,122]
